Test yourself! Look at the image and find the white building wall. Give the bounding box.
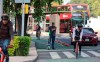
[88,17,100,41]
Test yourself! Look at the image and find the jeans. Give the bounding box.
[49,35,55,49]
[0,39,10,62]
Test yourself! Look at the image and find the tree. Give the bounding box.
[33,0,63,24]
[3,0,63,36]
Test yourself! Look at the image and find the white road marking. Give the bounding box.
[81,51,90,57]
[63,52,75,58]
[49,52,61,59]
[87,51,100,56]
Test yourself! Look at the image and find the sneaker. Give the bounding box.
[52,48,55,50]
[79,51,81,55]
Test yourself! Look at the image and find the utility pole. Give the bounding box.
[15,0,30,36]
[21,0,25,36]
[83,12,85,27]
[0,0,3,21]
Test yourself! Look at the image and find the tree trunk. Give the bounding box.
[15,14,28,36]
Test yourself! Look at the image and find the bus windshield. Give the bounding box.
[72,5,87,10]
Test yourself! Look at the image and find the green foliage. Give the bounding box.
[8,36,20,56]
[3,0,21,17]
[8,36,31,56]
[33,0,63,23]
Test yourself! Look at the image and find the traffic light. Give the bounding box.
[21,4,29,14]
[25,4,29,14]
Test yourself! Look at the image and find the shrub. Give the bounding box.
[8,36,31,56]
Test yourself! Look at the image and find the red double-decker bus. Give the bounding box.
[45,4,90,33]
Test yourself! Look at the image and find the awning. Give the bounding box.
[46,13,72,20]
[60,13,72,20]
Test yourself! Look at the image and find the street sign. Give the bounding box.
[15,0,30,3]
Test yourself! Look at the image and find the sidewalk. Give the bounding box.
[9,42,38,62]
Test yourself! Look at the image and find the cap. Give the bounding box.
[1,14,9,20]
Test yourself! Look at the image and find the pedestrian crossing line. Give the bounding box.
[49,52,61,59]
[98,50,100,52]
[87,51,100,57]
[63,52,75,58]
[81,51,90,57]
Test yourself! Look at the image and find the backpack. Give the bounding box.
[75,29,81,40]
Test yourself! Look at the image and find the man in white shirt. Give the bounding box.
[72,24,83,53]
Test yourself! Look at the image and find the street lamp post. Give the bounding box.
[15,0,30,36]
[21,0,25,36]
[0,0,3,21]
[83,12,85,27]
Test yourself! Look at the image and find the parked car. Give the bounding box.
[71,27,98,46]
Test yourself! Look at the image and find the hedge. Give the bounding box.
[8,36,31,56]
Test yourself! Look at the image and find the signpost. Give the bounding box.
[0,0,3,21]
[15,0,30,36]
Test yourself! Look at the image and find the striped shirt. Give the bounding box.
[0,21,14,40]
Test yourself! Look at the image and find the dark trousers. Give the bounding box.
[36,31,41,39]
[49,35,55,49]
[74,41,82,51]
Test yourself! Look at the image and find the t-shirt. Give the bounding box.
[49,26,56,36]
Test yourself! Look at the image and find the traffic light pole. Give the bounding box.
[83,12,85,27]
[0,0,3,21]
[15,0,30,36]
[21,1,25,36]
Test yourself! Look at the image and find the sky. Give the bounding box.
[63,0,71,5]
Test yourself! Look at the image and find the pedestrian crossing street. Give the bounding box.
[38,50,100,59]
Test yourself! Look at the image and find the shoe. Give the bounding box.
[79,51,81,55]
[52,48,55,50]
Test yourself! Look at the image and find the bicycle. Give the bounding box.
[75,41,79,59]
[0,44,13,62]
[75,40,82,59]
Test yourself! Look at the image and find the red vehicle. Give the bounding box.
[81,27,98,46]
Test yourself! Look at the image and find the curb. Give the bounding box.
[33,42,38,62]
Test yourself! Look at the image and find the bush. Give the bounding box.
[8,36,31,56]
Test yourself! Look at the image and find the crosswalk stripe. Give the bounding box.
[63,52,75,58]
[98,50,100,52]
[49,52,61,59]
[81,51,90,57]
[87,51,100,57]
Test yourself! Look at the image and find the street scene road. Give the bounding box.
[1,0,100,62]
[30,33,100,62]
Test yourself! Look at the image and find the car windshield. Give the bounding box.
[83,28,94,34]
